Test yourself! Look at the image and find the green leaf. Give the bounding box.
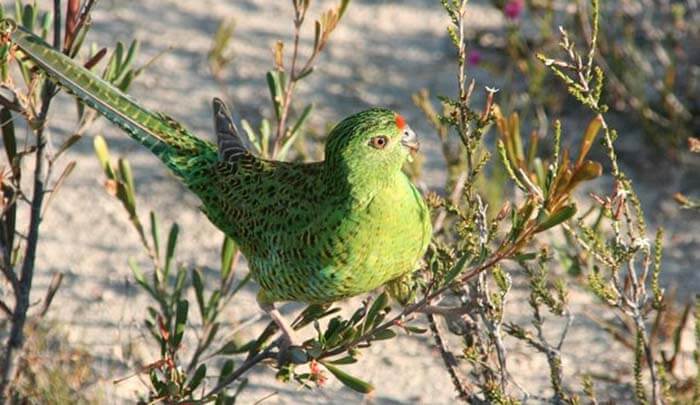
[229,272,252,297]
[218,359,235,384]
[260,119,271,157]
[278,103,313,160]
[40,12,51,40]
[192,269,206,319]
[338,0,350,18]
[404,325,427,334]
[220,236,236,282]
[129,258,157,299]
[322,362,374,394]
[173,266,188,299]
[266,70,283,120]
[113,41,125,74]
[164,223,179,277]
[117,158,136,209]
[364,292,388,329]
[120,40,140,79]
[569,160,602,185]
[117,70,135,92]
[509,112,524,164]
[240,119,261,153]
[202,322,220,350]
[93,135,114,178]
[14,0,21,22]
[149,212,160,260]
[514,252,537,262]
[576,116,602,167]
[288,347,309,364]
[187,364,207,392]
[1,108,16,169]
[290,103,313,137]
[292,303,338,330]
[536,205,577,232]
[443,253,470,286]
[172,299,189,347]
[206,290,222,323]
[371,329,396,341]
[329,355,357,365]
[214,340,244,356]
[22,4,35,32]
[68,23,90,58]
[43,161,76,213]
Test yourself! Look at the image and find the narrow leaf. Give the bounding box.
[322,362,374,394]
[536,205,577,232]
[192,269,206,319]
[371,329,396,341]
[1,108,17,170]
[164,223,179,277]
[443,253,470,286]
[220,235,236,282]
[149,212,160,260]
[172,299,189,347]
[93,135,114,178]
[187,364,207,392]
[266,71,283,120]
[576,115,602,167]
[365,292,388,328]
[43,161,76,213]
[218,359,235,384]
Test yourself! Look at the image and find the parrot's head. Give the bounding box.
[324,108,419,185]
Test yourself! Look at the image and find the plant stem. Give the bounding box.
[427,313,472,401]
[271,7,303,158]
[0,82,55,399]
[634,311,661,405]
[197,345,277,401]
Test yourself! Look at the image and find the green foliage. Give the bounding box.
[0,1,142,401]
[485,0,698,151]
[94,135,254,402]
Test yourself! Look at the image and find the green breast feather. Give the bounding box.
[10,24,432,305]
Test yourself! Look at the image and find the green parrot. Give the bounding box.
[7,23,432,343]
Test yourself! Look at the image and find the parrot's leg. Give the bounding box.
[257,290,300,348]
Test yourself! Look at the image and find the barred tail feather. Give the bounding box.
[11,26,214,167]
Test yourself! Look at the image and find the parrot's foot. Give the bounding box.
[257,290,301,349]
[266,306,302,349]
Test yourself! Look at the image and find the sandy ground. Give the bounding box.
[2,0,698,403]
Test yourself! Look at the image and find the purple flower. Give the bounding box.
[468,50,482,66]
[504,0,524,20]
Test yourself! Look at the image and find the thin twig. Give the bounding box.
[427,313,472,401]
[0,82,56,400]
[196,345,278,401]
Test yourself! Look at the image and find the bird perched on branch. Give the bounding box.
[8,23,432,345]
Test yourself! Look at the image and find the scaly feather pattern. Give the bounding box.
[10,25,432,304]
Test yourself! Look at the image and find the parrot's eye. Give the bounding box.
[369,136,388,149]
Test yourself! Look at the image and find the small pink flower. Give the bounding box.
[504,0,524,20]
[468,50,482,66]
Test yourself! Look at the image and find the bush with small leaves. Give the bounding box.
[0,0,146,401]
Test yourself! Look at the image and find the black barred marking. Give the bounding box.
[213,98,248,162]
